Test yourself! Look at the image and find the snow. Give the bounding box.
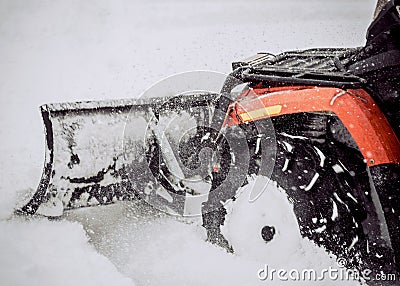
[0,219,135,286]
[223,180,323,266]
[62,184,361,286]
[0,0,376,285]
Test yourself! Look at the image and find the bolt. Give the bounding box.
[261,225,276,243]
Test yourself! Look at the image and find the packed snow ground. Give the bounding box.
[0,0,376,285]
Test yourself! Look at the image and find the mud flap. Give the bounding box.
[368,164,400,273]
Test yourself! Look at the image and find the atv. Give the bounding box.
[18,0,400,282]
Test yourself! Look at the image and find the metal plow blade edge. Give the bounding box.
[18,93,220,217]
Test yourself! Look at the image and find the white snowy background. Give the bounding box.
[0,0,377,285]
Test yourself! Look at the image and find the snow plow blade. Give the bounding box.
[18,93,220,217]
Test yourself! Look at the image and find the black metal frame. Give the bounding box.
[233,48,365,88]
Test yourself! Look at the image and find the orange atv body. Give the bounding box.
[225,86,400,167]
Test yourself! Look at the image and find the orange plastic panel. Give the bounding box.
[224,87,400,166]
